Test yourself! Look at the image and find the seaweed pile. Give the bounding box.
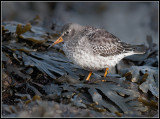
[2,21,158,117]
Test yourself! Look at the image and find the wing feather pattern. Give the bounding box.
[85,28,128,57]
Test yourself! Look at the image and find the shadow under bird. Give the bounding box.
[49,23,147,81]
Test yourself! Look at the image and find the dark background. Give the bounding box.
[2,2,158,45]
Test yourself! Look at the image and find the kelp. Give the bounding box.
[120,66,158,98]
[2,21,158,117]
[16,23,32,36]
[42,76,148,117]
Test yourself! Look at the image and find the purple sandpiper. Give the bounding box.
[49,23,146,81]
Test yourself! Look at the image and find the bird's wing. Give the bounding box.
[86,29,128,57]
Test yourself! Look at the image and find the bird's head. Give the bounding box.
[48,23,84,48]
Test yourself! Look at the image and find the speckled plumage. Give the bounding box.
[55,23,146,72]
[59,23,146,71]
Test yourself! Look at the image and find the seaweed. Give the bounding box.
[2,21,158,117]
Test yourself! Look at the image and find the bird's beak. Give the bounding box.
[48,36,63,49]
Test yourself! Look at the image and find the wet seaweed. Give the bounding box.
[2,21,158,117]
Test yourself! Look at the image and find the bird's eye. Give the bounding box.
[65,31,69,35]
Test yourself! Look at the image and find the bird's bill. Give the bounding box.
[48,36,63,49]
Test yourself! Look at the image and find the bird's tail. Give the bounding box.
[123,44,147,54]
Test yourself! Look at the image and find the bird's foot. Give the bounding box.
[85,78,101,83]
[85,78,107,83]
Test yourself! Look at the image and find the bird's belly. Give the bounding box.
[65,50,123,71]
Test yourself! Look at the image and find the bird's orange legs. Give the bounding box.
[85,68,109,81]
[86,71,92,81]
[104,68,109,77]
